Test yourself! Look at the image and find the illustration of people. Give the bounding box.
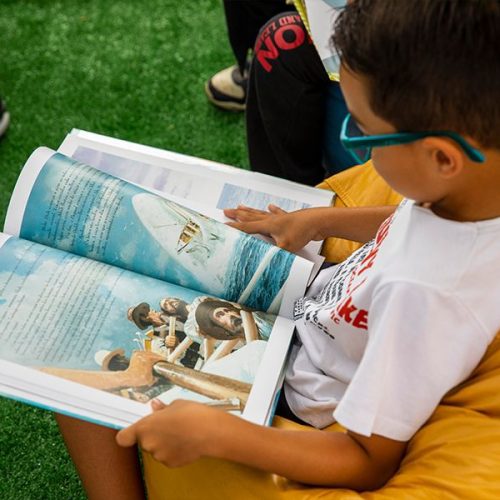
[93,348,173,403]
[127,302,169,333]
[41,348,256,409]
[184,296,275,361]
[127,296,275,369]
[159,297,190,324]
[40,350,165,392]
[186,296,274,342]
[127,301,201,369]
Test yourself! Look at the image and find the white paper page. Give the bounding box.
[0,233,10,248]
[278,254,314,317]
[0,361,149,428]
[59,130,334,215]
[242,315,294,424]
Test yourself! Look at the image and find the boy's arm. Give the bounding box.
[224,205,397,253]
[117,400,407,491]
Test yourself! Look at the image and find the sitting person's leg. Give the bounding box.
[246,12,345,185]
[205,0,288,111]
[56,413,146,500]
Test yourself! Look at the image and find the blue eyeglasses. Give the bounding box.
[340,113,485,164]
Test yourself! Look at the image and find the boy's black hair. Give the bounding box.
[333,0,500,149]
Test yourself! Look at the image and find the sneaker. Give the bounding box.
[205,65,247,112]
[0,99,10,138]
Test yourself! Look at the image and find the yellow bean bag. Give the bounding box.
[142,162,500,499]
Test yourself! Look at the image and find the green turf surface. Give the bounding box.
[0,1,246,497]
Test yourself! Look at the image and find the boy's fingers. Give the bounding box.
[232,212,268,222]
[223,208,238,220]
[223,206,269,221]
[116,425,138,447]
[268,204,286,214]
[151,399,166,412]
[227,220,270,235]
[236,204,266,213]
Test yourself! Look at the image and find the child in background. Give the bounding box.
[56,1,500,497]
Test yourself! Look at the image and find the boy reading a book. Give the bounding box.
[55,0,500,497]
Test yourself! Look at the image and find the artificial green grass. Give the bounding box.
[0,1,247,497]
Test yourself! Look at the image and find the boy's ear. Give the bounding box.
[421,137,464,178]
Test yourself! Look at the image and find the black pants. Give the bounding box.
[223,0,289,72]
[223,4,353,186]
[246,12,333,185]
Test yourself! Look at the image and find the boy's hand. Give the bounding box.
[117,398,407,489]
[224,204,326,253]
[116,399,220,467]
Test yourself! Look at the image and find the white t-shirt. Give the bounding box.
[284,200,500,440]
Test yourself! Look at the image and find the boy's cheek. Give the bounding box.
[370,151,394,184]
[371,149,415,197]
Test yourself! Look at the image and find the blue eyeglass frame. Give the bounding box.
[340,113,485,164]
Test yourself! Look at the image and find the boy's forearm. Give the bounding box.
[207,412,400,490]
[315,205,397,243]
[224,204,397,253]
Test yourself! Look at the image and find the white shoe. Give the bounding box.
[205,65,247,111]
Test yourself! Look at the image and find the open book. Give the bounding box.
[0,131,334,429]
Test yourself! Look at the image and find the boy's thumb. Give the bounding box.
[116,425,137,447]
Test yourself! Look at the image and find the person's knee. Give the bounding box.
[253,12,312,74]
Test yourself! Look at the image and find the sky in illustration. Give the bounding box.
[0,238,201,370]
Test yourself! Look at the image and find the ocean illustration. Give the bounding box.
[131,193,231,289]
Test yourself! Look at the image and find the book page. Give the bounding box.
[0,234,295,426]
[4,147,313,317]
[59,130,327,270]
[58,130,334,220]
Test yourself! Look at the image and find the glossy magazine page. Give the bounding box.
[0,233,295,427]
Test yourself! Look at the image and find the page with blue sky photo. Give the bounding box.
[4,148,314,318]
